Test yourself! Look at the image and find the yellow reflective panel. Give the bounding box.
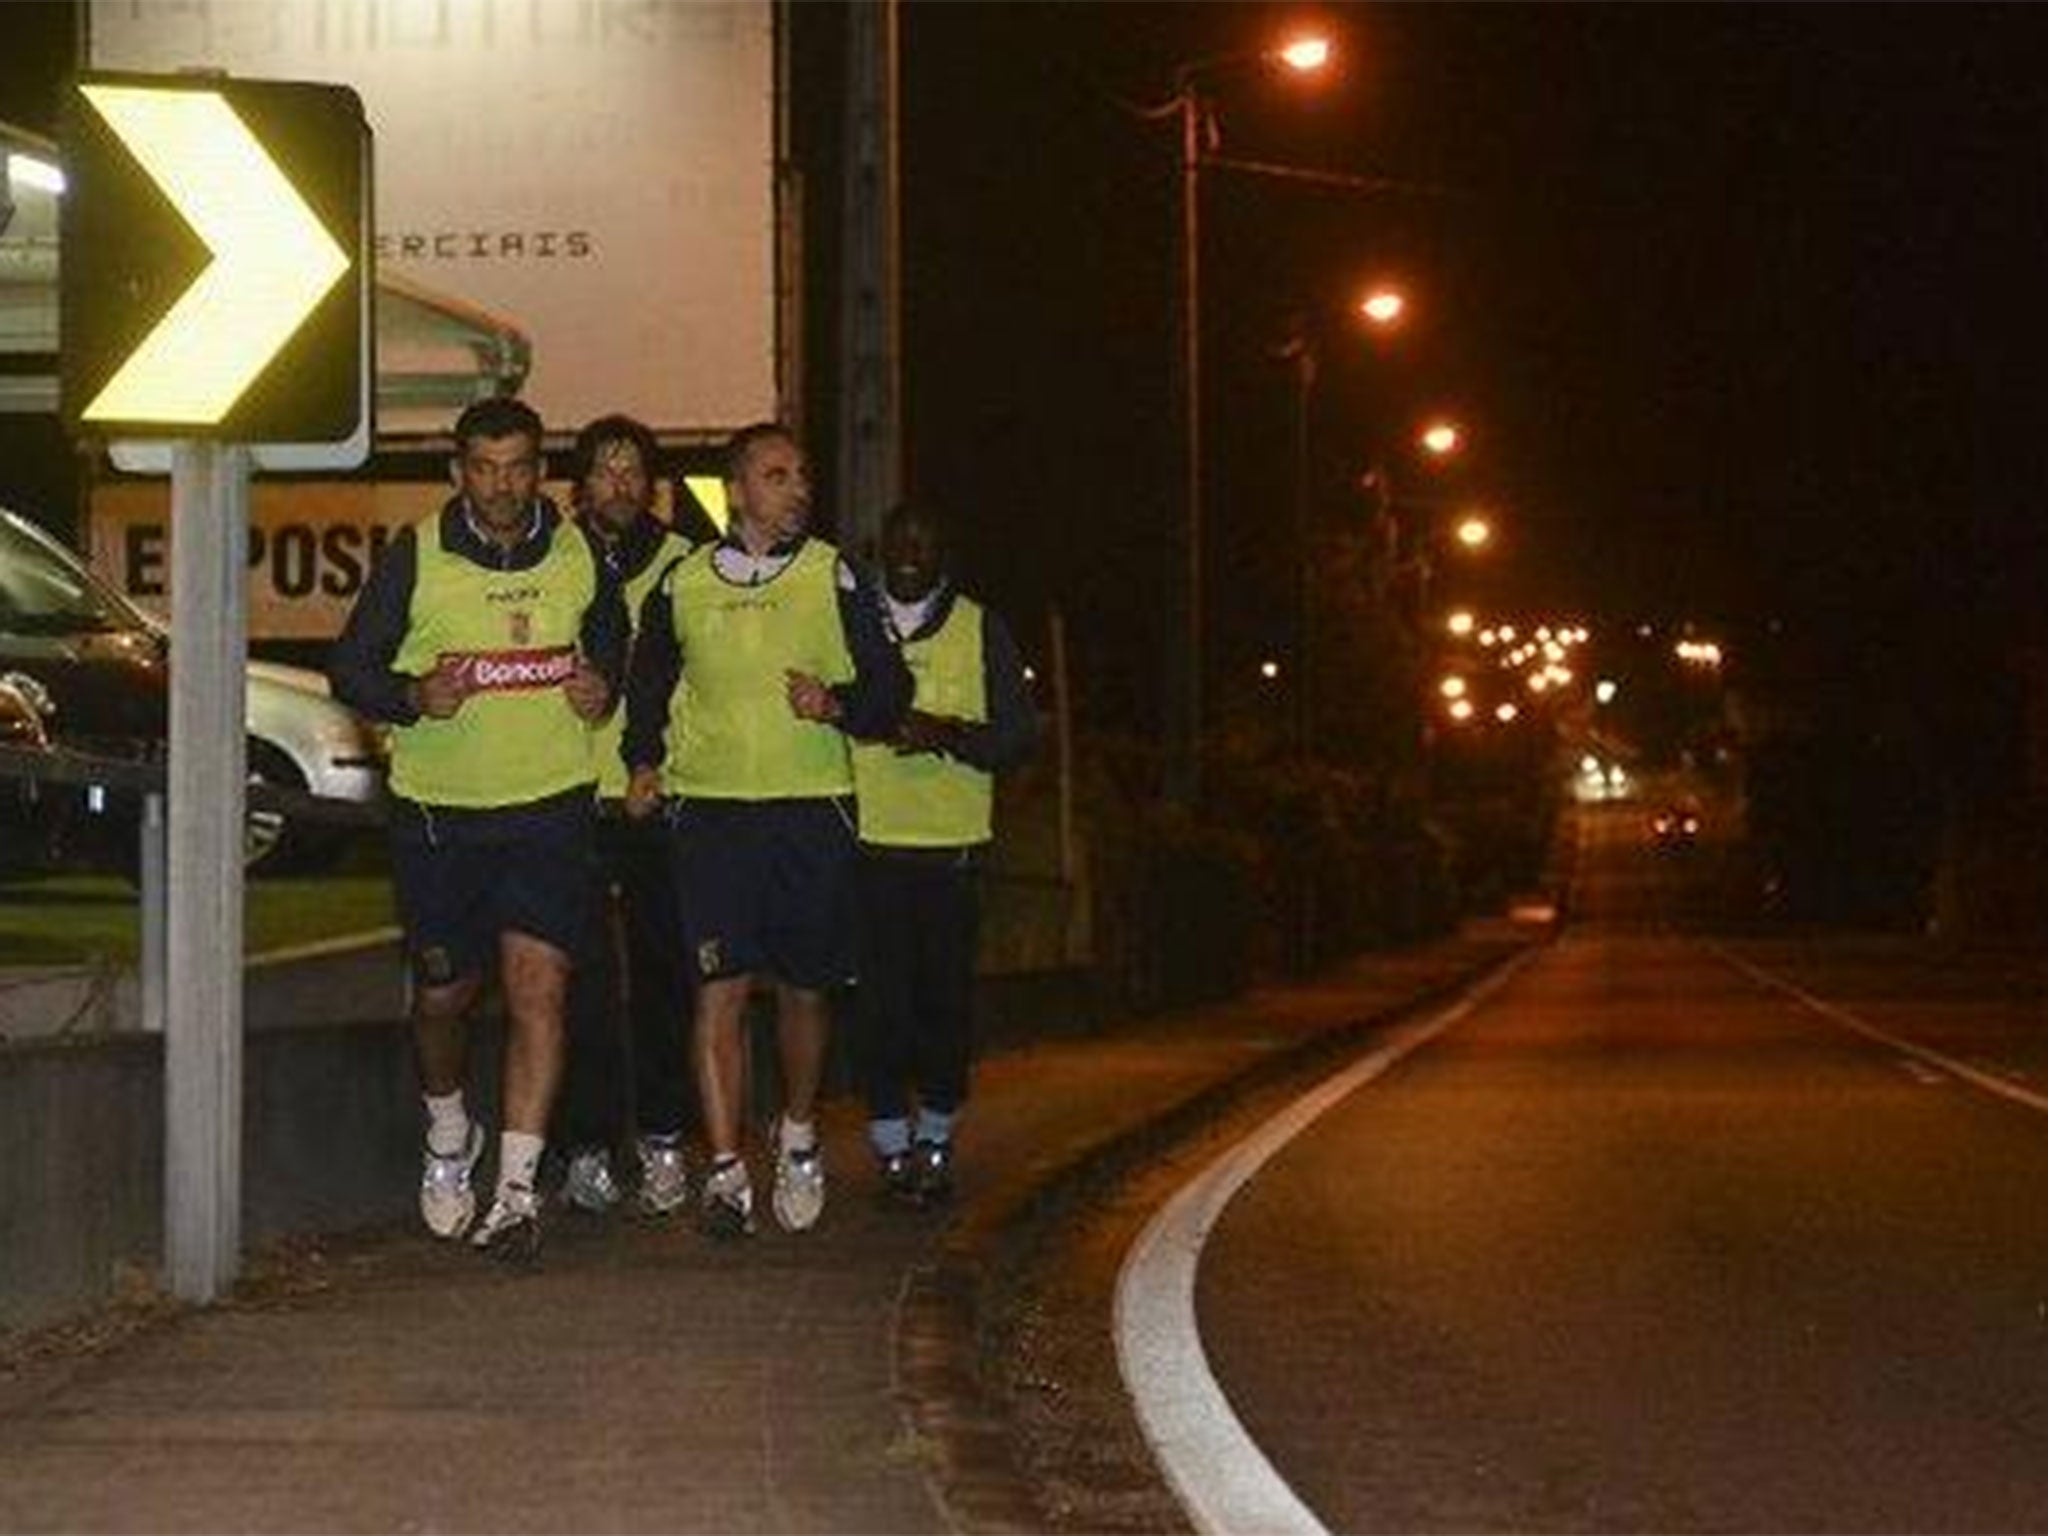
[80,85,349,425]
[682,475,730,534]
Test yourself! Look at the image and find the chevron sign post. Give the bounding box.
[58,74,372,1306]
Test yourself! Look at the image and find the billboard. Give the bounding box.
[90,474,691,639]
[88,0,779,439]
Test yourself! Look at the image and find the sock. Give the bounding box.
[498,1130,544,1194]
[777,1115,817,1155]
[424,1090,470,1156]
[868,1117,912,1159]
[914,1106,956,1146]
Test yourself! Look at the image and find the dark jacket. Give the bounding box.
[887,583,1039,774]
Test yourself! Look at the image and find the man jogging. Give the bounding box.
[555,413,696,1217]
[330,395,624,1259]
[851,500,1037,1204]
[623,422,908,1237]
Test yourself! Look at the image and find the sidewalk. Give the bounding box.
[0,924,1539,1534]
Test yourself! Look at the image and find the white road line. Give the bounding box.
[1113,951,1541,1536]
[1713,946,2048,1118]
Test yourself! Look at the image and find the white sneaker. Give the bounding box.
[698,1157,754,1240]
[562,1147,620,1214]
[420,1121,484,1239]
[637,1136,689,1216]
[772,1141,826,1233]
[470,1182,542,1261]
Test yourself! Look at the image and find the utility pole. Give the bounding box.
[838,0,902,561]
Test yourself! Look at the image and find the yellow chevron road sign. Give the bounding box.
[60,74,368,444]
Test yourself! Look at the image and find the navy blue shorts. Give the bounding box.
[668,796,858,989]
[388,787,599,987]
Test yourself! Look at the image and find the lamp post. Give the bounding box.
[1414,505,1493,630]
[1167,69,1203,805]
[1280,284,1408,760]
[1282,330,1317,758]
[1155,32,1332,806]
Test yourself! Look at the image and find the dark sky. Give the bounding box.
[897,3,2048,725]
[7,3,2045,733]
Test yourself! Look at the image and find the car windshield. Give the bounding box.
[0,508,151,638]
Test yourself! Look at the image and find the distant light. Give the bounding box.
[1455,516,1492,549]
[1447,698,1475,722]
[1438,675,1467,700]
[1498,625,1518,643]
[1447,610,1476,637]
[1359,288,1406,327]
[1277,35,1333,72]
[1479,628,1498,647]
[1420,421,1462,457]
[1580,755,1601,775]
[1494,703,1519,723]
[6,152,65,195]
[1528,673,1550,694]
[1260,659,1281,680]
[1595,679,1618,704]
[1022,665,1037,684]
[1675,639,1724,668]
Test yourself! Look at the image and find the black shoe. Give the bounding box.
[470,1184,543,1265]
[912,1139,954,1206]
[876,1151,920,1207]
[697,1157,756,1240]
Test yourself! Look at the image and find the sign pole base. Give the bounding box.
[164,440,250,1304]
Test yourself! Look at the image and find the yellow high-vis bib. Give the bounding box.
[390,515,598,807]
[853,598,993,847]
[662,539,857,799]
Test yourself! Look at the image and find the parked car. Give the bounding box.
[0,502,385,875]
[0,672,68,877]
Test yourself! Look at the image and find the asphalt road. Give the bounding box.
[1180,805,2048,1532]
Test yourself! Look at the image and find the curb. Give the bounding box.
[892,932,1546,1533]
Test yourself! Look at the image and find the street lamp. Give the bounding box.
[1280,281,1405,759]
[1358,285,1407,327]
[1278,35,1333,72]
[1412,506,1497,627]
[1419,419,1462,457]
[1155,29,1333,805]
